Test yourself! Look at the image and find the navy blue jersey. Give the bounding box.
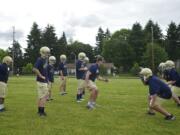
[34,57,48,83]
[148,76,172,99]
[168,68,180,87]
[59,62,67,76]
[47,64,54,83]
[76,60,86,79]
[163,70,170,81]
[88,64,99,82]
[0,63,9,83]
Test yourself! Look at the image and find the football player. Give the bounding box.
[140,68,175,120]
[0,56,13,112]
[59,54,68,95]
[165,60,180,101]
[47,56,56,101]
[33,46,50,116]
[81,55,108,109]
[76,52,87,102]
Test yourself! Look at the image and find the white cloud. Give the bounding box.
[0,0,180,49]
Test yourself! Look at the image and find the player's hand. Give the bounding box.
[84,67,88,71]
[41,76,46,80]
[61,76,64,80]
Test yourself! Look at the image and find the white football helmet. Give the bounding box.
[140,68,153,78]
[60,54,67,62]
[165,60,175,69]
[3,56,13,66]
[49,56,56,65]
[78,52,86,60]
[84,57,89,63]
[158,62,166,71]
[40,46,50,58]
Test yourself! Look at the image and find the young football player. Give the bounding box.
[0,56,13,112]
[47,56,56,101]
[140,68,175,120]
[33,46,50,116]
[158,61,180,106]
[59,54,68,95]
[165,60,180,101]
[158,62,166,78]
[83,55,108,109]
[81,57,89,99]
[76,52,87,102]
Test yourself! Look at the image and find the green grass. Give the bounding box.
[0,76,180,135]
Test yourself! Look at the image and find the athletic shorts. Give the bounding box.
[48,82,53,90]
[0,81,7,98]
[77,79,85,90]
[79,80,97,91]
[37,82,49,99]
[60,77,67,86]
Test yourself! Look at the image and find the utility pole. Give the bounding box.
[12,26,15,75]
[71,52,76,77]
[151,26,155,72]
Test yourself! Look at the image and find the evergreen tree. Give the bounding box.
[8,41,23,72]
[25,22,42,64]
[166,22,179,60]
[41,24,58,56]
[95,27,105,55]
[129,22,145,63]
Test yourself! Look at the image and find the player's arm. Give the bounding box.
[85,71,91,83]
[32,68,45,80]
[167,80,176,85]
[97,76,108,82]
[79,67,88,71]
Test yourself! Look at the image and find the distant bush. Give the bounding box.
[22,63,33,74]
[130,62,140,76]
[100,65,107,75]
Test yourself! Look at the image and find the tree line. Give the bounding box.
[0,20,180,74]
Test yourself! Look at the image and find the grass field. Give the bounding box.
[0,76,180,135]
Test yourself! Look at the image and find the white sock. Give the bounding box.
[0,104,4,110]
[88,101,92,105]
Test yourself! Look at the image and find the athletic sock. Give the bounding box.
[0,104,4,110]
[79,94,82,99]
[76,94,80,100]
[88,101,92,106]
[39,107,44,113]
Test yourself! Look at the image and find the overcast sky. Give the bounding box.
[0,0,180,50]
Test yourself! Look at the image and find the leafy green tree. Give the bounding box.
[8,41,23,72]
[22,63,33,74]
[103,39,135,72]
[0,49,8,62]
[130,62,140,76]
[111,29,131,40]
[25,22,42,64]
[67,41,94,63]
[142,43,168,72]
[129,22,145,63]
